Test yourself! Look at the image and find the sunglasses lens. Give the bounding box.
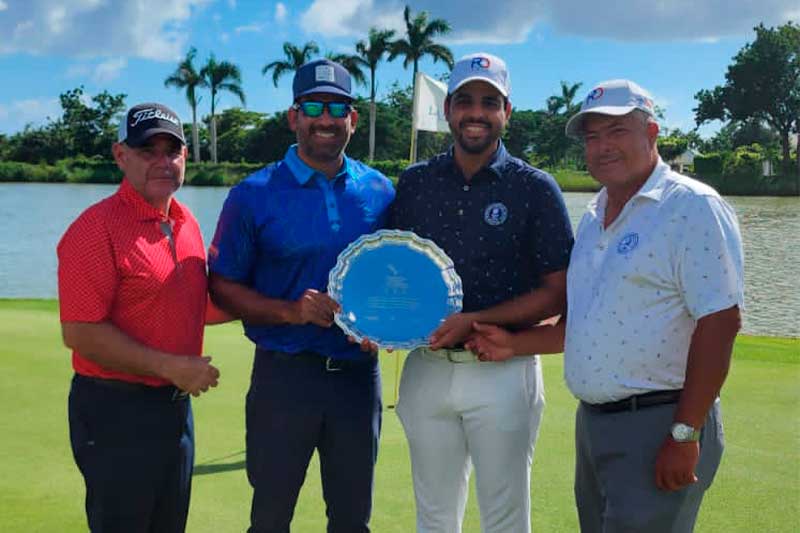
[327,103,349,118]
[301,102,324,117]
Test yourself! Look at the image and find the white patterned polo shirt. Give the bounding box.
[564,160,745,404]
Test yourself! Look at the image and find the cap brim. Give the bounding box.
[564,105,641,139]
[294,86,353,100]
[448,76,509,98]
[125,127,186,147]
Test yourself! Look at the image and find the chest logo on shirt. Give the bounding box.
[484,202,508,226]
[617,232,639,254]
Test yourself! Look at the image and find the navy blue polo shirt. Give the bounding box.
[389,141,573,314]
[209,145,395,360]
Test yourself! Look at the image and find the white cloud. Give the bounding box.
[0,1,7,11]
[0,98,62,134]
[275,2,288,24]
[227,0,236,8]
[0,0,210,61]
[235,23,263,34]
[547,0,798,41]
[65,63,91,78]
[92,57,128,83]
[299,0,799,43]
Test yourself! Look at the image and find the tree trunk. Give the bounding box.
[796,120,799,194]
[369,100,376,161]
[210,114,217,164]
[191,105,200,163]
[781,130,791,176]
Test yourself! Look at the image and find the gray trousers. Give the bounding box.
[575,399,724,533]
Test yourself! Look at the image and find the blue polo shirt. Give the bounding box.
[389,141,573,316]
[209,145,395,359]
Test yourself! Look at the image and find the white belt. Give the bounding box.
[419,347,479,363]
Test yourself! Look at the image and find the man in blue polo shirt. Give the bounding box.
[390,53,574,532]
[208,59,395,533]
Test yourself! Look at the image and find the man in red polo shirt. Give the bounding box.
[57,102,221,533]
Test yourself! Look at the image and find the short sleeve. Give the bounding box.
[527,171,574,275]
[57,210,118,322]
[208,183,257,283]
[676,194,745,320]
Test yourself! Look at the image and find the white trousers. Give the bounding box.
[396,348,545,533]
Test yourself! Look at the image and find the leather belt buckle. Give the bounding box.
[445,349,477,363]
[325,357,342,372]
[171,388,189,401]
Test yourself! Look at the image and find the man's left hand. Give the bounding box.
[654,437,699,491]
[429,313,476,350]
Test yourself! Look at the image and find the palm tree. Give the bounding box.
[349,28,396,161]
[325,51,368,88]
[390,5,453,161]
[164,47,207,162]
[546,81,583,115]
[200,54,245,163]
[390,6,453,93]
[262,41,320,88]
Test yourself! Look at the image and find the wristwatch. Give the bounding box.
[670,422,701,442]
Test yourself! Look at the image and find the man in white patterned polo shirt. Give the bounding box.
[467,79,744,532]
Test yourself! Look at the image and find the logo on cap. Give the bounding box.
[470,57,491,70]
[315,65,336,83]
[634,95,654,110]
[130,107,180,128]
[587,87,604,102]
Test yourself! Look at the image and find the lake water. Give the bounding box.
[1,182,797,337]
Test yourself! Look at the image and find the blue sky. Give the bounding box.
[0,0,797,138]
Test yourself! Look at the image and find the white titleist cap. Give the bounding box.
[565,79,655,138]
[448,52,510,98]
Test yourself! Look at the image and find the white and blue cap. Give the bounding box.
[293,59,353,100]
[565,79,656,138]
[118,102,185,147]
[448,52,510,98]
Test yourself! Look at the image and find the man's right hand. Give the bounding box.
[162,355,220,396]
[466,322,516,362]
[289,289,341,327]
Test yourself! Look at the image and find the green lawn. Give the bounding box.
[0,299,797,532]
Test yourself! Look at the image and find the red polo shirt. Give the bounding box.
[57,179,208,386]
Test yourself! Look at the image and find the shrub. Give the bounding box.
[723,144,764,179]
[694,152,725,176]
[369,159,410,178]
[0,161,68,182]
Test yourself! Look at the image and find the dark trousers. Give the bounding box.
[575,399,724,533]
[246,349,382,533]
[68,374,194,533]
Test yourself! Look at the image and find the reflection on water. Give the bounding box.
[0,183,797,337]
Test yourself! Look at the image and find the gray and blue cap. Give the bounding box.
[293,59,353,100]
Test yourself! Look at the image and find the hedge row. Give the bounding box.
[2,158,797,195]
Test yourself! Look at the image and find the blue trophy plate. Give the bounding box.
[328,229,463,349]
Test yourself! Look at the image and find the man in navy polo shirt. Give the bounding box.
[389,53,574,532]
[208,59,394,532]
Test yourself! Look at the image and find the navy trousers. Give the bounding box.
[246,349,382,533]
[68,374,194,533]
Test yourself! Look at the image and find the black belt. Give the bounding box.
[582,389,682,413]
[74,374,188,401]
[256,348,373,372]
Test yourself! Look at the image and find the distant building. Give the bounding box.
[668,148,701,174]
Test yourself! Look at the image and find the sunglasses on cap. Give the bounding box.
[292,101,353,119]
